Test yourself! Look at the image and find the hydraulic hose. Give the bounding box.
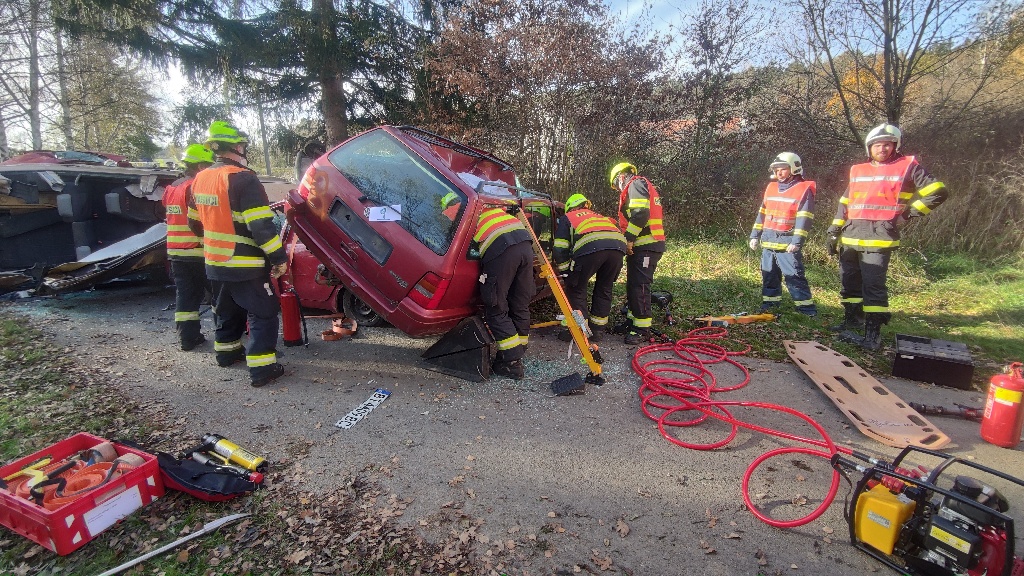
[633,327,852,528]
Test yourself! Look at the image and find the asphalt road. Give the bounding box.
[11,282,1024,575]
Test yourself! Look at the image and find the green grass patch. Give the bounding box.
[637,239,1024,384]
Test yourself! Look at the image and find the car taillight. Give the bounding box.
[298,167,320,200]
[409,272,449,310]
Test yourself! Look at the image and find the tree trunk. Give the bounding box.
[28,0,43,149]
[0,110,9,159]
[314,0,347,145]
[55,29,74,148]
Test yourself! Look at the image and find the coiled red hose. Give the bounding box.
[634,327,852,528]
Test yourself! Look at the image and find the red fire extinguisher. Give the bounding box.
[279,282,306,347]
[980,362,1024,448]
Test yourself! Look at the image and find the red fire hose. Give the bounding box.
[633,327,852,528]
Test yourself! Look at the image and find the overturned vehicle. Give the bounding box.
[0,158,178,294]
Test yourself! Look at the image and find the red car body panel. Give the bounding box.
[285,126,559,337]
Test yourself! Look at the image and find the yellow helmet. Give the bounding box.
[205,120,249,145]
[609,162,636,186]
[181,143,214,165]
[565,193,589,210]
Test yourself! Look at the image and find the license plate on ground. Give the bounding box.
[335,388,391,429]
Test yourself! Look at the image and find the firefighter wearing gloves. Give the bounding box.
[164,144,214,351]
[611,162,666,345]
[472,204,535,380]
[748,152,817,316]
[188,120,288,387]
[553,194,627,342]
[826,123,948,350]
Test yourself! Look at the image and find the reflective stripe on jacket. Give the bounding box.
[617,175,666,249]
[163,177,203,259]
[474,207,529,258]
[553,208,626,272]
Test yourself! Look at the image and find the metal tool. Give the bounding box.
[95,513,250,576]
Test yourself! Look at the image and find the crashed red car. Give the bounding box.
[285,125,561,337]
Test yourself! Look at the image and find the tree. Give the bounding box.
[56,0,427,146]
[425,0,663,202]
[790,0,1023,142]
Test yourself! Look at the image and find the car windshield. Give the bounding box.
[328,131,465,256]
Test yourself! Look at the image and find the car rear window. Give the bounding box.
[328,130,466,256]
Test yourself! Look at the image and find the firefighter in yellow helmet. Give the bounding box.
[471,201,535,380]
[826,123,948,350]
[187,120,288,387]
[552,193,627,342]
[163,144,214,351]
[610,162,666,345]
[748,152,817,316]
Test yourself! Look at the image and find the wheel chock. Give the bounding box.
[420,316,494,382]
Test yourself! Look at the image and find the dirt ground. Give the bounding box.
[9,282,1024,575]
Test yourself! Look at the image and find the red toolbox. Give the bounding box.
[0,432,165,555]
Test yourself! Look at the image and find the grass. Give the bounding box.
[635,237,1024,385]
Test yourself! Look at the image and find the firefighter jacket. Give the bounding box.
[163,176,203,261]
[831,154,947,251]
[187,160,286,281]
[749,177,816,250]
[617,176,666,252]
[553,208,627,272]
[473,207,531,264]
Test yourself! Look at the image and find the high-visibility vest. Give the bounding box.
[474,207,527,257]
[617,176,666,245]
[163,177,203,258]
[847,156,915,221]
[565,208,626,253]
[761,181,815,232]
[192,164,249,265]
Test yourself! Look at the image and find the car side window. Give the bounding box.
[328,131,465,256]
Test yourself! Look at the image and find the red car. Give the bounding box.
[285,125,561,337]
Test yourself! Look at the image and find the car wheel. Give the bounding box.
[341,290,386,327]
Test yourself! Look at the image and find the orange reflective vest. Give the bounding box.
[617,176,665,245]
[474,207,527,257]
[163,177,203,259]
[565,208,626,253]
[192,165,248,264]
[847,156,915,221]
[761,181,815,232]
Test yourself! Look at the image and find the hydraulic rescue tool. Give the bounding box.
[185,434,268,472]
[832,446,1024,576]
[693,312,776,327]
[909,403,983,422]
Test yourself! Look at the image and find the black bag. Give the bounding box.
[157,452,260,502]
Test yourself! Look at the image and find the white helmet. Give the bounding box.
[769,152,802,176]
[864,123,901,155]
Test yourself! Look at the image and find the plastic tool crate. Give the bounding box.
[891,334,974,390]
[0,432,164,555]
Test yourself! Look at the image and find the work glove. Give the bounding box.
[270,263,288,279]
[825,225,840,257]
[626,241,634,256]
[786,243,800,254]
[748,238,759,250]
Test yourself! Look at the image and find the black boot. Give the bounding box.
[829,303,864,332]
[860,313,888,351]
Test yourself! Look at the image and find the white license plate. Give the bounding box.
[335,388,391,429]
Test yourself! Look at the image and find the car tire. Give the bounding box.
[341,290,387,327]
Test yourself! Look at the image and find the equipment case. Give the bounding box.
[891,334,974,390]
[0,432,164,555]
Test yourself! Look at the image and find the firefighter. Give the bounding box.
[472,203,535,380]
[441,191,461,221]
[553,193,627,342]
[188,120,288,387]
[826,123,948,350]
[163,144,214,351]
[610,162,666,345]
[748,152,818,316]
